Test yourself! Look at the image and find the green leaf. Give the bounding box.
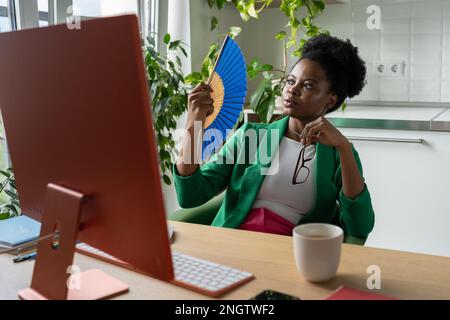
[158,97,171,114]
[176,56,182,68]
[208,43,219,59]
[147,66,155,79]
[168,60,175,70]
[210,16,218,31]
[249,79,271,111]
[9,180,16,189]
[236,0,246,12]
[275,31,286,40]
[280,0,290,15]
[286,39,296,48]
[291,17,300,28]
[169,40,181,50]
[5,189,17,199]
[313,0,325,11]
[228,26,242,38]
[247,70,257,79]
[179,46,188,57]
[0,213,10,220]
[247,3,258,18]
[163,33,171,45]
[251,58,259,69]
[266,95,276,123]
[306,29,317,37]
[159,149,171,162]
[0,170,11,178]
[147,35,156,47]
[262,64,273,71]
[310,0,324,16]
[0,203,18,215]
[184,72,204,85]
[301,17,308,27]
[257,95,271,123]
[207,0,215,8]
[262,71,274,80]
[216,0,226,10]
[163,175,172,186]
[299,38,307,48]
[239,12,250,22]
[293,48,302,57]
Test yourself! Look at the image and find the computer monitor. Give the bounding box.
[0,15,173,299]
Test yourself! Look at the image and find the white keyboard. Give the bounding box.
[172,252,254,297]
[76,243,254,297]
[76,242,122,262]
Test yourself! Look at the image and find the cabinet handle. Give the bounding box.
[346,136,424,144]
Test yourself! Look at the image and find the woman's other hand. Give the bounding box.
[300,116,350,152]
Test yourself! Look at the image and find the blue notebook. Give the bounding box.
[0,215,41,247]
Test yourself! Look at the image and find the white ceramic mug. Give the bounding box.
[292,223,344,282]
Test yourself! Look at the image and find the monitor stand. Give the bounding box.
[18,183,129,300]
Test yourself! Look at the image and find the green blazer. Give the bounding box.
[173,116,375,238]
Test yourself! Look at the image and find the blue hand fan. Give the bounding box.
[202,35,247,160]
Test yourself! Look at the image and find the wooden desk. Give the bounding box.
[1,221,450,300]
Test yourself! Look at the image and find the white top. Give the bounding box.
[251,137,316,225]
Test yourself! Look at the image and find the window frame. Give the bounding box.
[0,0,17,31]
[15,0,157,35]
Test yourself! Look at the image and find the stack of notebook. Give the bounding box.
[0,215,41,255]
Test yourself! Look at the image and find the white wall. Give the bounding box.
[348,0,450,103]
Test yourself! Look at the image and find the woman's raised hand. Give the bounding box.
[186,83,214,127]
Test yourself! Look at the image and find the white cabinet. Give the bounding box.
[338,127,450,257]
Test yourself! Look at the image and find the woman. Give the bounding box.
[173,34,375,239]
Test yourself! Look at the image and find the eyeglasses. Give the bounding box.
[292,143,315,185]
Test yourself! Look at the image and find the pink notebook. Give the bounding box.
[326,285,397,300]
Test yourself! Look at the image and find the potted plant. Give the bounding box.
[144,34,190,186]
